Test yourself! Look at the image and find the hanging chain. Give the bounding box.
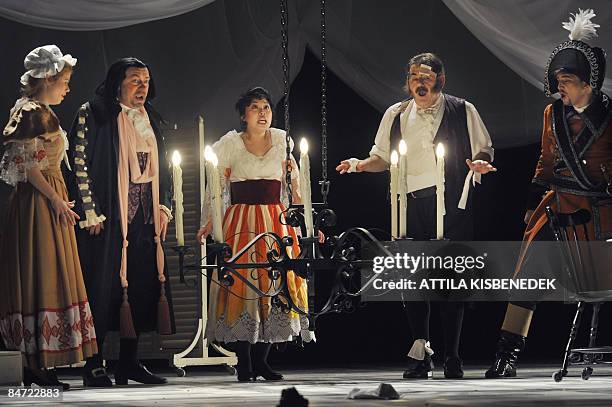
[319,0,330,205]
[280,0,292,206]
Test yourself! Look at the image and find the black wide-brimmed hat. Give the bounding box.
[544,9,606,97]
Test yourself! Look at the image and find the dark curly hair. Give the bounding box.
[95,57,157,110]
[234,87,274,130]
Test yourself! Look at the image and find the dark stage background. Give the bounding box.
[1,2,611,369]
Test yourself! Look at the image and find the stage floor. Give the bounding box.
[2,364,612,406]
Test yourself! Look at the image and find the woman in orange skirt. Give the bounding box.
[198,87,313,381]
[0,45,97,388]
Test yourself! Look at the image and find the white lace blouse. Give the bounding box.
[200,128,299,225]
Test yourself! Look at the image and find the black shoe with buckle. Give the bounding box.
[115,362,167,385]
[402,354,434,379]
[443,356,464,379]
[82,366,113,387]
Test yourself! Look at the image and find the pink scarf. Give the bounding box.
[117,107,165,291]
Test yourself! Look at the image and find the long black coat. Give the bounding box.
[65,97,175,340]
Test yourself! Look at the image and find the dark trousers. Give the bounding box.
[403,191,465,358]
[86,206,174,368]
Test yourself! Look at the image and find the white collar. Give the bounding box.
[573,103,590,113]
[414,93,444,115]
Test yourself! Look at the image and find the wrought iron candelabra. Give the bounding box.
[174,205,392,332]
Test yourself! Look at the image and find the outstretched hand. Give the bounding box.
[336,160,351,174]
[466,159,497,174]
[336,158,360,174]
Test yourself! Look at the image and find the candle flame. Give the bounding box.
[204,145,214,161]
[172,150,181,166]
[390,150,399,165]
[204,145,219,167]
[300,137,309,154]
[399,140,407,155]
[436,143,445,158]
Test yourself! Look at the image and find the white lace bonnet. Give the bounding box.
[20,45,77,86]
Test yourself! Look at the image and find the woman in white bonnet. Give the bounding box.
[0,45,98,389]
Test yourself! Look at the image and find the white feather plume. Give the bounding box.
[562,8,600,41]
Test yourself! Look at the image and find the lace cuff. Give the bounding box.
[160,204,173,221]
[0,138,49,186]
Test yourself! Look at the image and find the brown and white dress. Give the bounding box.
[0,98,97,367]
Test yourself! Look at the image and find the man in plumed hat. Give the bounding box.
[486,8,612,379]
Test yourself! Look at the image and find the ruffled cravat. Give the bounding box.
[122,105,155,140]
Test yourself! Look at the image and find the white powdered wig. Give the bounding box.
[562,8,600,42]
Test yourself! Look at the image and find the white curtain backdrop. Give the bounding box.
[0,0,215,31]
[0,1,609,148]
[443,0,612,95]
[299,0,549,147]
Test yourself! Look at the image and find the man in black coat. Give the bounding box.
[66,58,175,387]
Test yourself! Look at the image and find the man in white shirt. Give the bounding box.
[337,53,496,379]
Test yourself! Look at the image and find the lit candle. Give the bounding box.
[390,150,399,239]
[436,143,445,240]
[198,116,205,150]
[172,150,184,246]
[398,140,408,238]
[299,138,314,237]
[204,146,224,242]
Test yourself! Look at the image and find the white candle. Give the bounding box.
[299,138,314,238]
[172,150,184,246]
[198,117,208,327]
[390,150,399,239]
[198,116,206,212]
[436,143,445,240]
[205,146,224,242]
[198,116,205,148]
[398,140,408,238]
[198,115,207,242]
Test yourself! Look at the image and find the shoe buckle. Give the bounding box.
[91,367,108,378]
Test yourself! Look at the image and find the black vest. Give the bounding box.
[390,94,474,239]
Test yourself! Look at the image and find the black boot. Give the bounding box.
[115,363,167,385]
[234,341,254,382]
[402,354,434,379]
[485,330,525,378]
[443,356,464,379]
[115,337,167,385]
[252,343,283,381]
[82,355,113,387]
